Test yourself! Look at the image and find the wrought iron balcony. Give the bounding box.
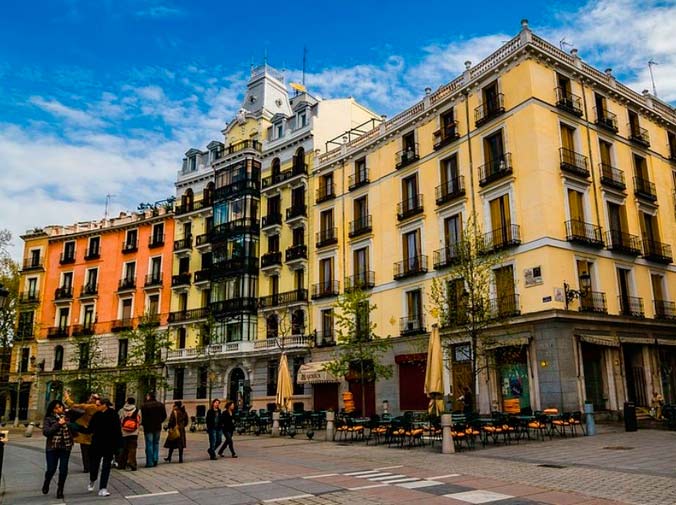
[122,240,138,253]
[211,257,258,278]
[18,291,39,303]
[261,163,307,189]
[633,176,657,201]
[311,280,340,299]
[118,277,136,291]
[393,255,428,279]
[316,183,335,203]
[618,296,644,318]
[261,213,282,228]
[606,230,641,256]
[196,233,211,247]
[47,326,70,339]
[111,318,134,332]
[435,176,465,205]
[315,330,336,348]
[478,153,513,186]
[214,178,259,201]
[475,93,505,126]
[600,163,626,190]
[225,139,262,154]
[210,219,259,239]
[345,271,375,291]
[395,143,419,169]
[316,227,338,248]
[72,323,95,337]
[654,300,676,320]
[397,194,424,221]
[488,293,521,318]
[286,204,307,221]
[560,147,589,177]
[54,286,73,300]
[261,251,282,268]
[642,239,673,264]
[21,257,43,270]
[259,289,308,309]
[594,107,618,132]
[84,247,100,260]
[285,244,307,262]
[481,224,521,252]
[433,243,462,269]
[348,168,369,191]
[579,291,607,314]
[171,273,191,287]
[194,269,211,283]
[348,215,372,238]
[628,123,650,147]
[149,234,165,248]
[173,236,193,251]
[175,198,209,216]
[211,297,258,316]
[168,306,210,323]
[555,87,583,116]
[80,283,98,297]
[433,121,460,150]
[400,316,426,336]
[565,219,604,248]
[145,273,163,287]
[59,252,75,265]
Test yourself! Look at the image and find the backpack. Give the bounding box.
[122,409,139,432]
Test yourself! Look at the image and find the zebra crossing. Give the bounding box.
[342,468,458,488]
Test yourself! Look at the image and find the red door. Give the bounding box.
[349,381,375,417]
[313,383,339,411]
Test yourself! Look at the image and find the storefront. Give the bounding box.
[658,339,676,404]
[395,353,428,411]
[296,361,340,412]
[485,336,532,413]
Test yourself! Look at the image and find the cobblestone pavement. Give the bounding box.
[2,425,674,505]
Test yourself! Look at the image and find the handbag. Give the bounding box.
[167,425,180,441]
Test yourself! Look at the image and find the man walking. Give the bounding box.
[117,397,141,471]
[140,392,166,468]
[205,399,222,460]
[63,391,103,473]
[88,398,122,497]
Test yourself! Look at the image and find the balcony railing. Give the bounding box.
[260,213,281,229]
[145,273,163,287]
[478,153,513,186]
[259,289,308,309]
[628,123,650,147]
[579,291,607,314]
[72,323,95,337]
[435,176,465,205]
[285,244,307,262]
[348,168,369,190]
[555,87,583,116]
[59,252,75,265]
[600,163,626,190]
[149,234,165,248]
[618,296,644,318]
[395,143,419,169]
[111,318,134,332]
[642,239,673,264]
[565,219,604,248]
[261,163,307,189]
[211,257,258,278]
[80,283,98,296]
[400,316,426,336]
[261,251,282,268]
[433,243,462,269]
[175,198,210,216]
[489,293,521,318]
[47,326,70,339]
[168,307,210,323]
[475,93,505,126]
[316,227,338,248]
[21,257,43,270]
[315,331,336,348]
[560,147,589,177]
[633,176,657,201]
[316,184,335,203]
[481,224,521,252]
[311,280,340,299]
[174,236,193,251]
[348,215,372,238]
[606,230,641,256]
[393,255,428,279]
[433,121,460,150]
[286,204,307,221]
[194,269,211,283]
[397,194,424,221]
[211,297,258,316]
[196,233,211,247]
[594,107,618,132]
[54,286,73,300]
[345,271,375,291]
[84,247,100,260]
[654,300,676,320]
[122,240,138,253]
[171,273,191,287]
[18,291,39,303]
[118,277,136,291]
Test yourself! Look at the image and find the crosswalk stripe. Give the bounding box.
[355,472,393,479]
[397,480,444,489]
[368,474,407,481]
[344,470,384,476]
[379,477,421,484]
[345,483,389,491]
[426,473,461,480]
[374,465,404,471]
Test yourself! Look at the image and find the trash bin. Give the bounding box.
[624,401,637,432]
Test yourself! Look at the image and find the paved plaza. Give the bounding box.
[1,425,675,505]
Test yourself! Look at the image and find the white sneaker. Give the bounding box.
[98,488,110,497]
[88,481,95,492]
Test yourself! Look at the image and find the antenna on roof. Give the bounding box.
[302,46,307,87]
[264,48,268,66]
[559,37,574,51]
[104,194,116,219]
[648,59,659,97]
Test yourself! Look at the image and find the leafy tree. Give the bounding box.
[68,332,108,400]
[323,288,392,416]
[0,231,20,404]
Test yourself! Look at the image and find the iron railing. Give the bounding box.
[618,296,644,318]
[628,123,650,147]
[261,213,282,228]
[400,316,426,336]
[594,107,618,132]
[348,167,369,190]
[606,230,641,256]
[311,281,340,299]
[393,255,428,279]
[433,243,462,269]
[397,194,424,220]
[600,163,626,190]
[435,176,465,205]
[478,153,513,186]
[565,219,604,248]
[259,289,308,309]
[481,224,521,252]
[348,215,372,238]
[433,121,460,150]
[285,244,307,262]
[171,273,191,287]
[261,251,282,268]
[633,176,657,201]
[579,291,607,313]
[395,143,419,169]
[555,87,583,116]
[654,300,676,320]
[345,271,375,291]
[316,227,338,248]
[316,183,335,203]
[488,293,521,318]
[560,147,589,177]
[642,239,673,264]
[475,93,505,126]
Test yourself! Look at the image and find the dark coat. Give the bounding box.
[206,408,221,431]
[89,407,122,456]
[43,414,74,451]
[219,410,235,433]
[141,399,167,432]
[163,408,188,449]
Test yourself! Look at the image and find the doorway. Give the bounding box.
[229,368,246,411]
[623,345,647,406]
[581,344,606,410]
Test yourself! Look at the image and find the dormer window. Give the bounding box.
[189,156,197,171]
[275,122,283,139]
[297,110,307,129]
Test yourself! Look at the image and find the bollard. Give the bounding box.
[271,411,280,437]
[325,411,335,441]
[441,413,455,454]
[584,402,596,436]
[24,422,34,438]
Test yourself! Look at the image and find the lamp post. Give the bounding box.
[563,272,591,310]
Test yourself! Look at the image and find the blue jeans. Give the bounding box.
[207,429,222,454]
[45,449,70,485]
[144,431,161,467]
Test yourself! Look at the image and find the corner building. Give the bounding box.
[310,21,676,416]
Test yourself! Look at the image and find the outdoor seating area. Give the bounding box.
[231,409,329,435]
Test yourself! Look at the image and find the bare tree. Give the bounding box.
[67,332,108,400]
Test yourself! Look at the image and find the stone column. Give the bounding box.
[441,413,455,454]
[325,410,335,441]
[271,411,280,437]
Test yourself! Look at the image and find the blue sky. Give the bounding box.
[1,0,674,258]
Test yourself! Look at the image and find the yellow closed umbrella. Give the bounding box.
[424,325,445,416]
[276,353,293,412]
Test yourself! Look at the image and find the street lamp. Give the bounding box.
[564,272,591,310]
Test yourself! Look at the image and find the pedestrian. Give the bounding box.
[163,401,188,463]
[217,400,237,458]
[63,391,104,473]
[117,397,141,471]
[42,400,74,499]
[88,398,122,497]
[206,399,222,460]
[140,392,167,468]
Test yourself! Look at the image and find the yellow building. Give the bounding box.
[310,20,676,416]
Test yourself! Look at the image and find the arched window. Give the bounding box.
[266,314,279,339]
[181,188,194,211]
[291,310,305,336]
[271,157,280,176]
[53,346,64,371]
[203,182,215,205]
[294,148,305,171]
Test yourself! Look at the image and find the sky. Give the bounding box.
[1,0,675,259]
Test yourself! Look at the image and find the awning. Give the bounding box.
[483,336,530,350]
[297,361,340,384]
[577,334,619,347]
[619,335,653,345]
[657,338,676,347]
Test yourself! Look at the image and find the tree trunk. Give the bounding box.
[360,359,366,417]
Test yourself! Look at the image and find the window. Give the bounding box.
[405,289,423,329]
[53,346,64,371]
[291,186,305,210]
[270,275,279,296]
[560,124,576,152]
[124,262,136,283]
[291,309,305,336]
[354,157,367,185]
[83,304,95,330]
[125,229,138,249]
[319,257,333,286]
[118,339,128,366]
[319,173,333,199]
[599,140,612,166]
[321,309,334,341]
[197,366,208,399]
[297,110,307,128]
[266,314,278,339]
[19,348,30,373]
[607,202,628,234]
[640,212,662,243]
[150,257,161,282]
[178,292,188,312]
[401,174,419,211]
[27,278,37,298]
[628,110,640,134]
[353,247,369,281]
[189,156,197,171]
[484,130,505,166]
[294,148,305,170]
[444,214,462,248]
[30,249,40,267]
[152,223,164,245]
[489,194,512,245]
[63,241,75,261]
[617,267,634,315]
[17,311,34,338]
[402,229,422,268]
[440,154,459,192]
[87,236,100,257]
[267,195,280,217]
[61,272,73,290]
[57,307,69,330]
[483,81,499,114]
[268,234,280,253]
[173,368,184,400]
[320,209,334,233]
[595,93,609,119]
[440,109,455,136]
[78,342,90,370]
[292,227,304,246]
[651,273,666,306]
[267,360,278,396]
[275,122,283,139]
[120,298,133,321]
[85,268,98,293]
[557,73,572,96]
[494,265,517,316]
[354,196,368,221]
[147,294,159,316]
[294,269,304,290]
[668,131,676,158]
[293,357,305,395]
[567,189,586,222]
[633,154,650,181]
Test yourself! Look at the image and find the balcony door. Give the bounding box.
[150,257,161,281]
[561,124,575,152]
[320,209,334,234]
[444,214,462,249]
[440,155,459,193]
[633,154,649,181]
[639,212,661,244]
[651,274,665,316]
[617,267,632,314]
[484,131,505,169]
[62,272,73,291]
[483,81,499,113]
[402,229,421,270]
[354,196,368,222]
[577,260,596,310]
[319,257,333,288]
[83,304,95,330]
[494,265,516,314]
[267,195,280,216]
[406,289,423,329]
[86,268,98,291]
[401,174,418,211]
[567,189,586,235]
[607,203,627,235]
[489,194,511,247]
[599,140,612,167]
[58,307,69,330]
[353,247,369,284]
[291,186,305,209]
[121,298,133,322]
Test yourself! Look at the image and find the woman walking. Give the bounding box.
[217,401,237,458]
[205,399,222,460]
[88,398,122,497]
[42,400,74,499]
[164,401,188,463]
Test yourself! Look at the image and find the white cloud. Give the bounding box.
[29,96,107,128]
